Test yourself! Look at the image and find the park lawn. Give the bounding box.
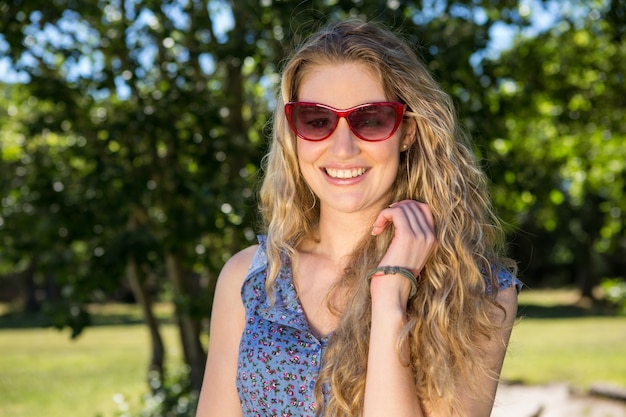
[501,289,626,388]
[0,315,182,417]
[0,290,625,417]
[502,316,626,387]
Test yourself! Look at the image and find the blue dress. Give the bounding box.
[236,236,521,417]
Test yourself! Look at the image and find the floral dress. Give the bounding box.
[236,236,522,417]
[237,235,323,417]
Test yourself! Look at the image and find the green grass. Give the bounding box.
[502,317,626,387]
[0,303,182,417]
[501,289,626,388]
[0,290,625,417]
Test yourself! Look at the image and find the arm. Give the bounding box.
[365,201,518,417]
[364,201,435,417]
[195,245,258,417]
[452,285,518,416]
[421,285,518,417]
[365,285,518,417]
[363,286,425,417]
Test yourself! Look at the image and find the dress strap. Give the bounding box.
[497,268,523,293]
[242,235,269,286]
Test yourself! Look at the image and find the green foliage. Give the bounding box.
[114,366,198,417]
[600,278,626,315]
[0,0,543,335]
[0,0,267,348]
[482,1,626,293]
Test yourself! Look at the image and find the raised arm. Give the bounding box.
[365,200,518,417]
[195,246,257,417]
[364,281,425,416]
[364,200,435,417]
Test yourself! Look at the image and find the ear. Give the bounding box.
[400,117,418,151]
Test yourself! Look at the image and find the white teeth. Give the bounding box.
[325,168,366,179]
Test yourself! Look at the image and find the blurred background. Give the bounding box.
[0,0,624,416]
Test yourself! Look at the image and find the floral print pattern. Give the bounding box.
[237,236,325,417]
[236,236,521,417]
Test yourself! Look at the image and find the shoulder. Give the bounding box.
[495,285,518,320]
[214,244,260,299]
[208,244,260,342]
[221,244,260,280]
[486,266,520,324]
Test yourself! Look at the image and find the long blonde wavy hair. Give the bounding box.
[259,19,516,416]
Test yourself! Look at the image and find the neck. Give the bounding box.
[300,206,378,264]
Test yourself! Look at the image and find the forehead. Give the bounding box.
[296,62,387,108]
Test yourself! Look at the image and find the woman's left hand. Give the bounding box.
[370,200,437,301]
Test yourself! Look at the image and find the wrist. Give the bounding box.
[367,266,419,298]
[371,291,407,317]
[369,277,410,314]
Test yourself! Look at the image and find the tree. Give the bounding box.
[1,0,265,392]
[482,0,626,296]
[2,0,573,411]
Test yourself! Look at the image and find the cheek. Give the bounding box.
[365,141,401,164]
[296,141,320,187]
[296,140,324,166]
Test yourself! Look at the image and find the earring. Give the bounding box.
[402,144,408,150]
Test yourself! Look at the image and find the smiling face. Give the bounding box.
[294,62,413,219]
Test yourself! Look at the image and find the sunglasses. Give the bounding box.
[284,101,405,141]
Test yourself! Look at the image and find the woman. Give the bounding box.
[196,20,521,417]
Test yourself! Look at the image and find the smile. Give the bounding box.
[324,167,367,179]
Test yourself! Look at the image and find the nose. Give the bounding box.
[328,118,359,157]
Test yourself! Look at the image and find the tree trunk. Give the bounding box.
[126,206,166,390]
[577,240,598,300]
[165,251,206,392]
[19,255,40,313]
[126,255,165,392]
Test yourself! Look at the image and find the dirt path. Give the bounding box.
[492,382,626,417]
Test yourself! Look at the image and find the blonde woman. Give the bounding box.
[196,19,521,417]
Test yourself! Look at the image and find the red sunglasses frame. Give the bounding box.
[284,101,405,141]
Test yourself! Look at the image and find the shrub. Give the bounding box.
[114,366,198,417]
[600,278,626,316]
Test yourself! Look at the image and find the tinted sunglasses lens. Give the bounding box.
[291,105,338,140]
[348,105,398,140]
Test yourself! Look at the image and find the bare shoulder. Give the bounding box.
[494,285,519,326]
[210,243,260,329]
[217,244,259,288]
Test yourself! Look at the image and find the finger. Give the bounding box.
[383,201,434,237]
[412,202,436,236]
[370,209,393,236]
[371,200,430,236]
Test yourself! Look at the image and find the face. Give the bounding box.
[294,62,414,218]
